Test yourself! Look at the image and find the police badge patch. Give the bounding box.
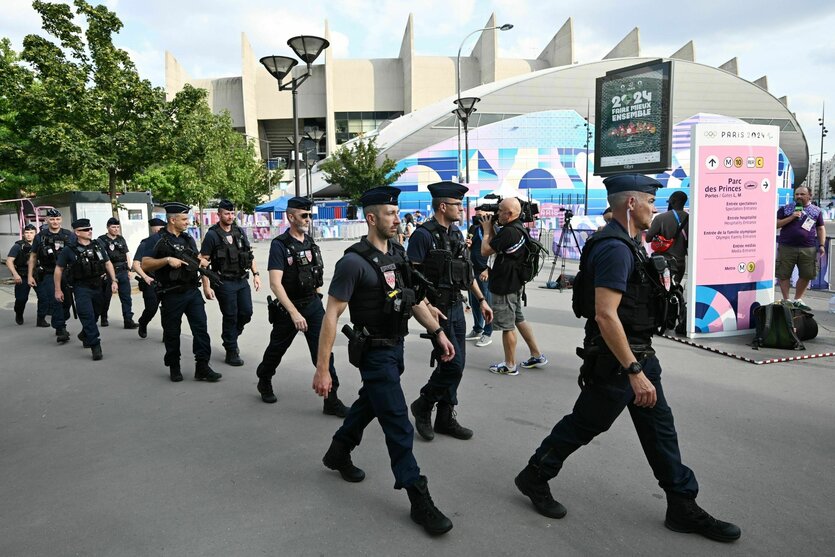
[384,270,396,289]
[304,250,312,262]
[226,235,234,244]
[287,256,294,266]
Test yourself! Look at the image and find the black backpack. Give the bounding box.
[752,303,818,350]
[518,228,548,284]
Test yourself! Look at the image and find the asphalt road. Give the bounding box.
[1,239,834,556]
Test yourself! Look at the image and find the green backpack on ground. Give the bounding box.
[752,303,817,350]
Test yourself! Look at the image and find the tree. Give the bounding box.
[0,38,39,199]
[828,176,834,198]
[12,0,168,213]
[318,136,405,205]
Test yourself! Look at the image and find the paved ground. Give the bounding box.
[1,239,834,556]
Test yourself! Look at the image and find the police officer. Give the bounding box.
[407,181,492,441]
[53,219,118,360]
[312,186,456,536]
[132,218,166,339]
[28,209,74,341]
[198,200,260,366]
[98,217,138,329]
[255,197,348,416]
[6,224,37,325]
[514,174,741,543]
[141,202,221,383]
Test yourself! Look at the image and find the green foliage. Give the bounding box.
[318,136,404,205]
[828,176,834,197]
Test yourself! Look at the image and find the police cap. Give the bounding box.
[46,208,61,217]
[218,199,235,211]
[163,202,190,214]
[148,217,166,227]
[602,174,663,195]
[23,223,37,231]
[107,217,120,226]
[71,218,92,229]
[359,186,401,207]
[427,181,468,200]
[287,196,313,210]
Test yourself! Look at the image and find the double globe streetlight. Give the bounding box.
[260,35,329,198]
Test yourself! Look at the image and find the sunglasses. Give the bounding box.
[297,213,312,219]
[77,227,93,232]
[444,201,463,207]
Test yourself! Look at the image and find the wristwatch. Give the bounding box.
[623,361,643,375]
[431,327,444,337]
[252,272,260,276]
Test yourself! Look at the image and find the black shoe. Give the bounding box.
[78,330,87,343]
[514,465,567,519]
[15,313,23,325]
[322,439,366,482]
[323,392,349,417]
[257,380,277,403]
[124,319,139,330]
[406,476,453,536]
[410,396,435,441]
[665,494,741,542]
[434,403,473,440]
[169,365,183,382]
[91,344,103,361]
[225,350,245,366]
[100,317,109,327]
[56,329,70,344]
[138,321,147,339]
[195,362,222,382]
[37,318,49,328]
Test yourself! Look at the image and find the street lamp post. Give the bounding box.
[305,129,325,199]
[260,35,329,197]
[818,104,828,206]
[456,23,513,182]
[453,97,480,184]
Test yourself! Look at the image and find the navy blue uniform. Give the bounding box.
[8,240,34,320]
[31,228,75,331]
[146,231,211,367]
[199,225,254,354]
[56,240,110,348]
[407,224,466,406]
[329,243,420,489]
[98,234,133,323]
[133,237,160,329]
[527,221,698,498]
[466,223,492,337]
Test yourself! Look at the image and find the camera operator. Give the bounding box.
[465,209,492,347]
[480,198,547,376]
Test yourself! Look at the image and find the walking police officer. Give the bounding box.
[54,218,118,360]
[255,197,347,416]
[28,209,74,341]
[312,187,456,536]
[407,181,492,441]
[7,224,37,325]
[99,217,138,329]
[198,199,259,366]
[141,202,221,383]
[514,174,741,543]
[132,218,166,339]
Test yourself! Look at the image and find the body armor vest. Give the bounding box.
[99,234,129,271]
[12,240,32,275]
[276,232,324,300]
[575,224,661,346]
[36,228,72,272]
[415,219,473,309]
[207,224,254,279]
[154,231,200,288]
[345,238,417,338]
[68,241,108,286]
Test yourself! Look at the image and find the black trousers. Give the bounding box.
[73,284,103,347]
[137,279,159,326]
[160,287,211,366]
[102,268,133,321]
[419,301,466,405]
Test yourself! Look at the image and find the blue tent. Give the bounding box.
[255,197,288,212]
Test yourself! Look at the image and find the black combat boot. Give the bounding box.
[322,439,365,482]
[100,316,109,327]
[195,360,222,382]
[169,364,184,382]
[91,344,103,361]
[257,379,277,403]
[124,319,139,329]
[37,317,49,327]
[405,476,453,535]
[78,330,88,346]
[410,395,435,441]
[323,389,348,417]
[514,464,567,519]
[14,300,25,325]
[225,350,244,366]
[665,493,741,542]
[56,328,70,343]
[137,320,148,338]
[434,402,473,440]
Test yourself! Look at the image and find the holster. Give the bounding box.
[266,296,281,324]
[342,324,369,368]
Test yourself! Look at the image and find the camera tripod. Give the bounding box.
[544,216,582,291]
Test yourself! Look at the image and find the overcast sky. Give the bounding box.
[5,0,835,168]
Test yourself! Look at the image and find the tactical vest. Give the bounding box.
[68,241,107,286]
[153,231,200,288]
[12,240,33,275]
[345,237,417,338]
[574,224,662,346]
[99,234,129,271]
[207,224,254,279]
[415,219,473,309]
[276,232,324,300]
[36,228,72,272]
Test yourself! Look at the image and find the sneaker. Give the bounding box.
[521,354,548,369]
[475,334,492,347]
[465,329,482,341]
[793,299,811,311]
[489,362,519,376]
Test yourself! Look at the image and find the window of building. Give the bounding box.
[334,111,403,144]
